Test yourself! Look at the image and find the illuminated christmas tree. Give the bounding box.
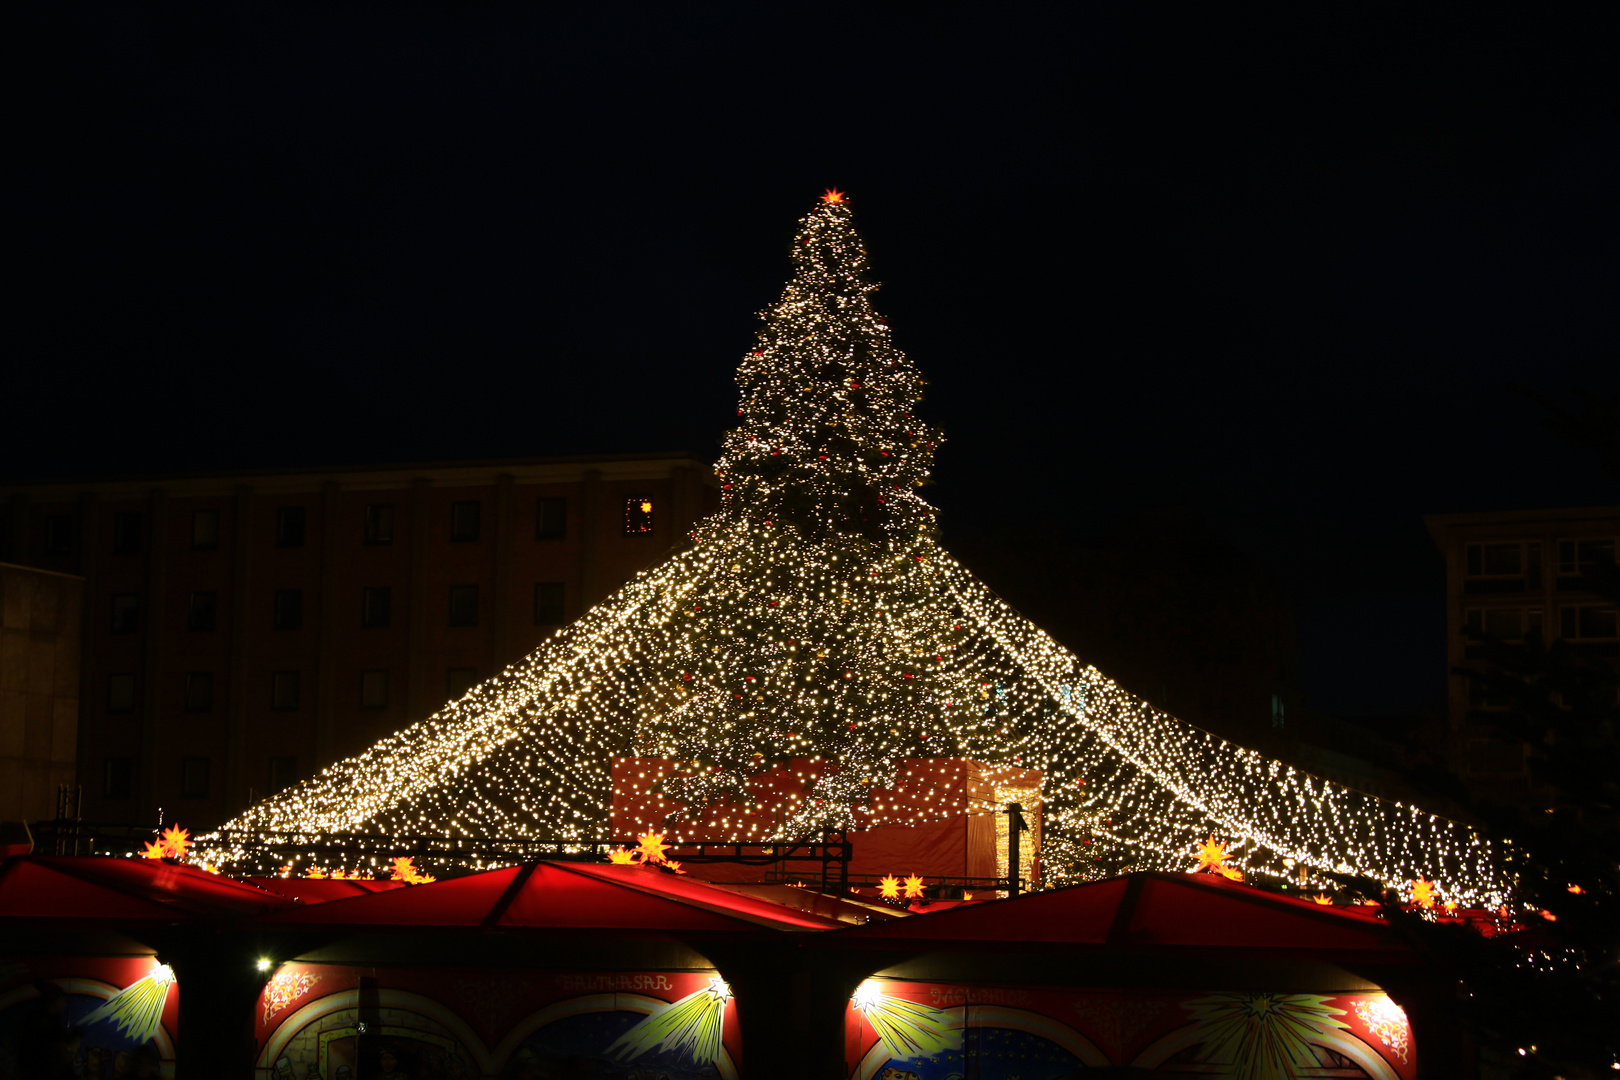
[201,193,1509,905]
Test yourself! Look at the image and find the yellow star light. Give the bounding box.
[306,866,327,879]
[161,824,191,859]
[1410,879,1436,909]
[139,840,166,861]
[1313,893,1333,905]
[636,832,671,864]
[902,874,925,899]
[1193,835,1230,874]
[878,874,901,899]
[607,847,637,865]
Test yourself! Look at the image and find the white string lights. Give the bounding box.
[198,193,1509,906]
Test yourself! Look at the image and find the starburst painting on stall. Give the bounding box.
[196,192,1508,906]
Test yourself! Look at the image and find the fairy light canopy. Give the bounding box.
[198,192,1510,907]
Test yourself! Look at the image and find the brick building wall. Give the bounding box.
[0,562,82,823]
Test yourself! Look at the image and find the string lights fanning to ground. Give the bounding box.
[196,192,1509,906]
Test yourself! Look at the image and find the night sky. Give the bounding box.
[13,6,1617,719]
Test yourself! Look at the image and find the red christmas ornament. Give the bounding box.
[681,673,693,681]
[846,723,858,731]
[903,673,914,680]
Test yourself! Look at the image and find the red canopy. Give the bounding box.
[256,861,845,934]
[816,872,1420,962]
[243,877,407,905]
[0,856,294,922]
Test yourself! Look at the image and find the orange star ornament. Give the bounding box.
[820,188,846,205]
[636,832,671,864]
[607,847,637,866]
[1193,835,1230,874]
[160,824,191,859]
[1313,893,1334,905]
[139,840,166,861]
[1410,879,1436,909]
[878,875,901,899]
[902,874,926,899]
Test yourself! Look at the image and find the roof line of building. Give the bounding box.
[0,451,717,491]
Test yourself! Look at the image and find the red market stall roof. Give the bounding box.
[243,877,407,905]
[256,860,847,934]
[0,855,295,922]
[695,880,904,925]
[815,872,1421,963]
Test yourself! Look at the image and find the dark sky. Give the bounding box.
[13,6,1618,718]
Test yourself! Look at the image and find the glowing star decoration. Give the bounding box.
[82,961,177,1043]
[1410,879,1436,909]
[607,847,637,865]
[160,825,190,859]
[389,856,436,884]
[139,840,166,861]
[878,875,901,899]
[1194,836,1232,874]
[664,860,686,874]
[636,832,672,864]
[902,874,926,899]
[306,867,327,879]
[1313,893,1334,905]
[193,192,1512,912]
[820,187,846,205]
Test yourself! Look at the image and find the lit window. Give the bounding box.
[624,495,654,535]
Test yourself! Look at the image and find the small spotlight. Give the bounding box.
[256,958,272,972]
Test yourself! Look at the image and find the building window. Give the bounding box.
[276,506,307,548]
[191,509,219,550]
[45,514,74,555]
[110,594,140,634]
[271,670,301,711]
[103,758,133,800]
[536,497,567,540]
[184,672,214,712]
[447,667,478,700]
[273,588,303,631]
[1560,604,1618,642]
[1269,693,1285,732]
[186,590,217,632]
[534,582,565,625]
[623,495,654,535]
[108,674,137,713]
[1463,541,1541,594]
[365,503,395,544]
[181,756,211,799]
[268,756,298,795]
[1464,607,1543,642]
[362,586,392,628]
[451,500,482,542]
[1557,538,1616,583]
[449,584,479,627]
[360,669,389,710]
[112,511,143,555]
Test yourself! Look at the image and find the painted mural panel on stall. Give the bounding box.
[254,964,740,1079]
[0,955,178,1078]
[845,979,1415,1079]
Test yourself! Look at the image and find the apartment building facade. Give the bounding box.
[1,453,717,830]
[1425,506,1620,800]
